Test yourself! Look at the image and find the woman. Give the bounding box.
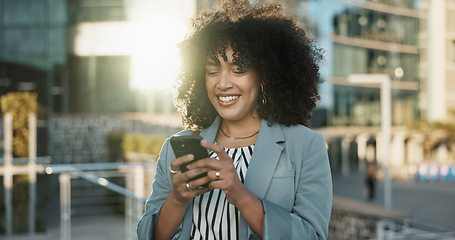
[137,1,332,239]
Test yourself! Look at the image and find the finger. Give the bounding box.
[183,168,209,181]
[200,140,225,155]
[212,169,222,181]
[187,157,223,171]
[208,169,233,182]
[201,140,232,162]
[208,180,225,191]
[170,154,194,172]
[187,173,211,189]
[193,187,211,197]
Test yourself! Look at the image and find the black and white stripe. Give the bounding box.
[191,145,254,240]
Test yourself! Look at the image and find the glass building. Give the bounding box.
[299,0,422,175]
[0,0,68,113]
[1,0,191,114]
[304,0,420,128]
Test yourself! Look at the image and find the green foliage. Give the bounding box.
[121,134,165,157]
[0,92,38,157]
[106,131,165,161]
[106,131,127,161]
[107,131,126,150]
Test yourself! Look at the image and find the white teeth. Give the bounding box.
[218,96,239,102]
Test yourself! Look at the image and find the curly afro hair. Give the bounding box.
[175,0,323,129]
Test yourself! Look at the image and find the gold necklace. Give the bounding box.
[219,127,259,140]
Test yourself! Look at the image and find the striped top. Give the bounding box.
[190,145,255,240]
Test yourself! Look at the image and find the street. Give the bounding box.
[332,173,455,232]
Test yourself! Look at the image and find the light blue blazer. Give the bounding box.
[137,117,333,240]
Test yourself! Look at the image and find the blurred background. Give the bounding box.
[1,0,454,239]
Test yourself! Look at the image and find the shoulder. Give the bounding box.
[277,124,327,162]
[161,130,194,149]
[279,124,324,144]
[173,129,194,137]
[159,129,194,159]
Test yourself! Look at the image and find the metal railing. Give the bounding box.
[44,162,155,240]
[0,156,51,238]
[1,112,156,240]
[1,158,155,240]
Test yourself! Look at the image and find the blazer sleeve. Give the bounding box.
[249,133,333,240]
[137,138,183,240]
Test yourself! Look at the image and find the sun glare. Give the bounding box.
[129,1,192,92]
[72,1,194,92]
[129,21,186,91]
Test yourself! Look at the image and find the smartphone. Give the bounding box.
[170,135,209,187]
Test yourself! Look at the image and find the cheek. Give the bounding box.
[248,79,261,99]
[205,76,218,89]
[205,80,217,102]
[205,78,213,94]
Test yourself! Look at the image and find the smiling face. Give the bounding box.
[205,46,261,124]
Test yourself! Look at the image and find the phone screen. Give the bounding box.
[170,135,210,188]
[170,135,209,172]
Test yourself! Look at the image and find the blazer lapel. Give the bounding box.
[199,117,285,199]
[200,117,222,142]
[244,120,285,198]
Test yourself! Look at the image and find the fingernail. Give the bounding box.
[194,169,202,173]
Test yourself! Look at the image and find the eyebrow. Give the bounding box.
[205,61,219,67]
[208,56,221,65]
[205,58,242,68]
[204,62,245,71]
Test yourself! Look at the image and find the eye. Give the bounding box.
[206,70,218,76]
[233,66,248,75]
[205,66,219,76]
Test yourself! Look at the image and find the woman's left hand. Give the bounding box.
[186,140,248,206]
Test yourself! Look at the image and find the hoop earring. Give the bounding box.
[260,85,267,105]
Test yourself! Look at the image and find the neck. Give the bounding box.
[216,115,261,148]
[220,115,261,139]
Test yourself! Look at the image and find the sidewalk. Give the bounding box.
[2,214,127,240]
[332,172,455,231]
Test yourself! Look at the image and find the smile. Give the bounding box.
[218,95,239,102]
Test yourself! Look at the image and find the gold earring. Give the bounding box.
[260,85,266,105]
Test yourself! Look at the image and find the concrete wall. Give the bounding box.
[47,114,183,164]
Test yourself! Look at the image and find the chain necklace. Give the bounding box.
[219,127,259,140]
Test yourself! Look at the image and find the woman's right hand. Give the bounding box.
[168,154,211,205]
[152,155,211,240]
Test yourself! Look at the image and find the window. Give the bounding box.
[68,0,127,23]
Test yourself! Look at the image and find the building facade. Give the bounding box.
[0,0,68,113]
[304,0,455,179]
[1,0,193,161]
[1,0,192,114]
[419,0,455,122]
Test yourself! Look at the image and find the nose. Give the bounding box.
[216,70,233,90]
